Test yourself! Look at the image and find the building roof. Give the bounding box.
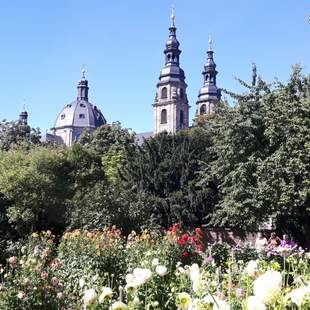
[135,131,153,145]
[52,99,106,130]
[52,70,106,130]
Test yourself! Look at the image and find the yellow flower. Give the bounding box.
[176,292,191,309]
[31,232,39,238]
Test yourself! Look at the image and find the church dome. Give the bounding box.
[53,70,106,130]
[47,70,107,146]
[53,99,106,129]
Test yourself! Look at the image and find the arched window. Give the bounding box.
[200,104,206,115]
[161,87,168,99]
[180,110,184,125]
[180,88,184,99]
[161,109,167,124]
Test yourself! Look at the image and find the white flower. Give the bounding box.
[33,246,40,256]
[111,301,128,310]
[125,273,137,291]
[152,258,159,266]
[253,270,282,305]
[79,278,85,288]
[213,297,230,310]
[178,266,186,274]
[17,291,27,300]
[99,287,113,303]
[132,296,141,305]
[132,268,152,286]
[287,287,310,307]
[155,265,167,276]
[189,264,201,293]
[56,292,63,300]
[247,296,266,310]
[245,260,259,277]
[83,288,97,306]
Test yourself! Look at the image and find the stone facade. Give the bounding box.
[153,12,190,135]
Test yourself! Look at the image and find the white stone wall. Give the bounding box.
[154,82,189,134]
[54,127,93,147]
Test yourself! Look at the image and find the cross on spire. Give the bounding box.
[208,35,213,51]
[81,65,86,80]
[170,6,175,27]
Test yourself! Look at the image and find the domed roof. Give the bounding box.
[52,70,106,130]
[53,99,106,129]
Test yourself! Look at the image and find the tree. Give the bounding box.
[0,147,70,235]
[198,65,310,246]
[0,119,41,151]
[121,129,216,228]
[256,66,310,245]
[68,124,139,231]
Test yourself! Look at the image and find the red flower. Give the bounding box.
[178,238,186,247]
[196,244,204,252]
[195,227,202,236]
[181,233,189,241]
[183,251,189,257]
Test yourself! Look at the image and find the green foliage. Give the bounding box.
[0,65,309,249]
[121,129,216,228]
[0,147,70,235]
[197,65,310,245]
[0,119,41,151]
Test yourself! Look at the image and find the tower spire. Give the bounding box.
[164,8,181,66]
[19,99,28,125]
[77,66,89,101]
[153,9,189,134]
[195,37,221,116]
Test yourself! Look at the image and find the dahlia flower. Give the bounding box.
[111,301,128,310]
[156,265,168,276]
[99,287,113,303]
[245,260,259,277]
[247,295,266,310]
[83,288,97,306]
[253,270,282,305]
[176,292,191,309]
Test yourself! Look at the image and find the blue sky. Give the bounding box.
[0,0,309,133]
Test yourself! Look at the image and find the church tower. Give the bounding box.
[153,9,189,134]
[19,106,28,126]
[196,37,221,116]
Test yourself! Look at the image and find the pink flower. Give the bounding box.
[50,258,62,271]
[41,248,52,258]
[8,256,17,268]
[236,288,245,298]
[195,227,203,236]
[51,277,59,286]
[40,271,48,280]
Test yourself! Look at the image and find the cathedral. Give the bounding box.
[23,11,220,146]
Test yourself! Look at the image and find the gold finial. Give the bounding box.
[208,35,213,51]
[170,6,175,27]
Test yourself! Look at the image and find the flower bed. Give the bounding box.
[0,225,309,309]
